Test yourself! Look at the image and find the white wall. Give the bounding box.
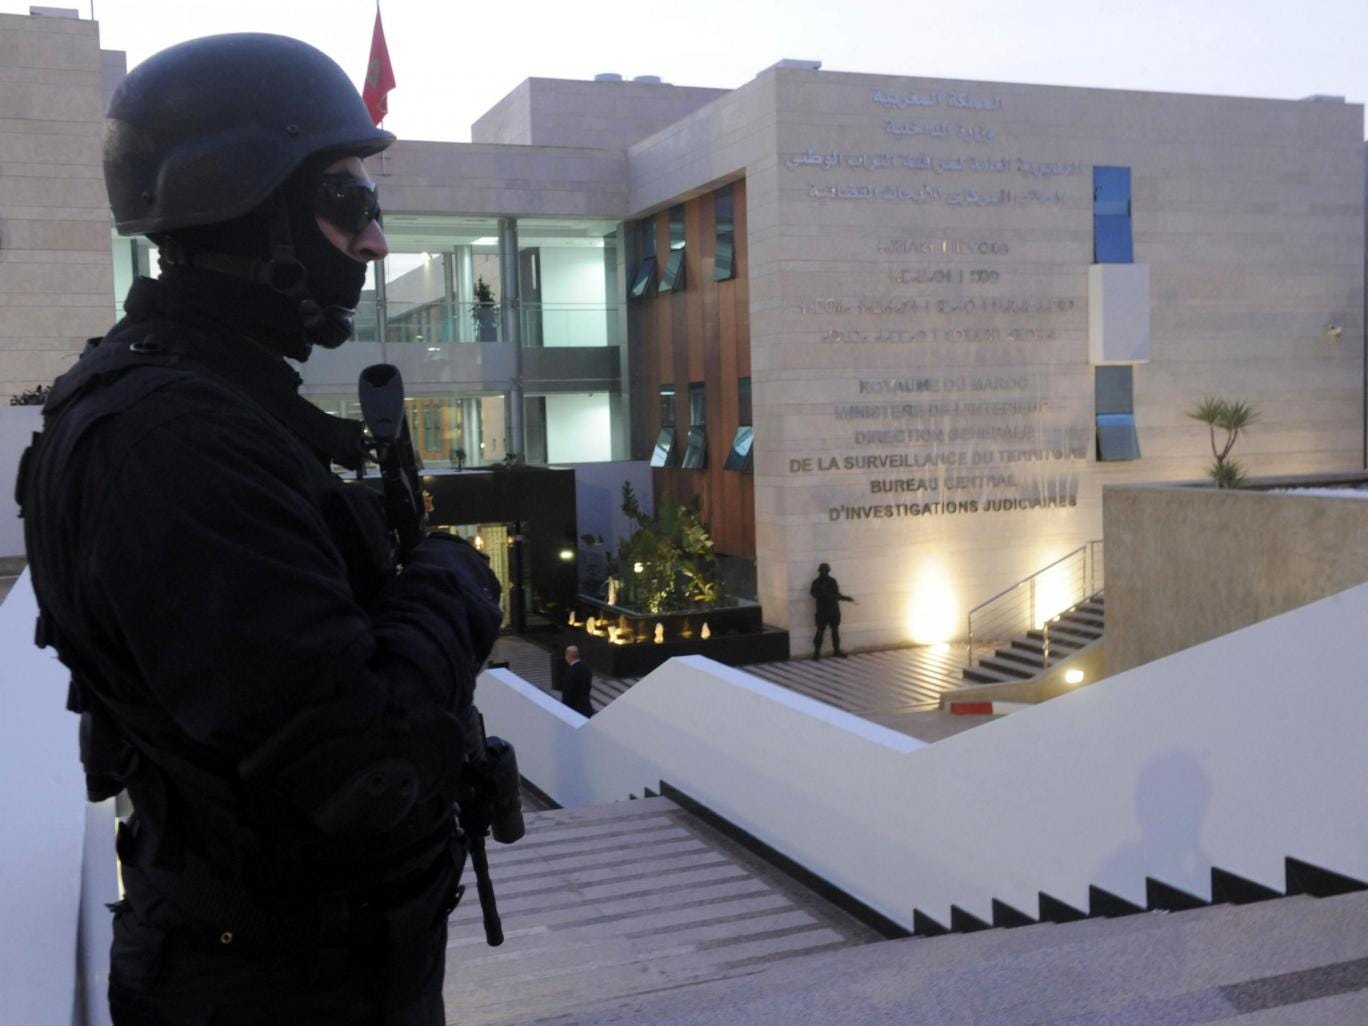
[545,394,611,463]
[536,246,610,347]
[1,406,43,559]
[476,580,1368,930]
[0,572,115,1026]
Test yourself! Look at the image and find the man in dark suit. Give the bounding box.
[562,645,595,718]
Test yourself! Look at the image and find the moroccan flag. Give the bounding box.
[362,8,395,126]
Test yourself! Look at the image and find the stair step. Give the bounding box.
[556,892,1368,1026]
[1044,624,1101,643]
[1061,612,1105,630]
[1026,629,1086,649]
[991,649,1046,672]
[977,657,1037,680]
[961,666,1020,685]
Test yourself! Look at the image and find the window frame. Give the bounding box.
[714,184,736,282]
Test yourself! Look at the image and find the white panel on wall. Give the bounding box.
[546,394,612,462]
[1089,264,1152,365]
[536,247,610,347]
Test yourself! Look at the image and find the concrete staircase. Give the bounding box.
[963,593,1105,685]
[442,796,881,1024]
[550,888,1368,1024]
[443,791,1368,1025]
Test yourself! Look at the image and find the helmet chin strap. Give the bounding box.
[157,193,356,349]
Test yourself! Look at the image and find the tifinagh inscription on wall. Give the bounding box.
[782,85,1091,524]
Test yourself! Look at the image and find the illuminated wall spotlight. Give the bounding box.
[905,558,958,645]
[558,549,575,561]
[1064,668,1085,685]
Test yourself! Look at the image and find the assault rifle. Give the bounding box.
[358,363,525,947]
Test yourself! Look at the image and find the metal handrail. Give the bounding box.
[966,539,1103,668]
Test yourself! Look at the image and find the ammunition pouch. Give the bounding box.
[78,706,138,803]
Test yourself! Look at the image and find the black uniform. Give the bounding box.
[19,275,503,1024]
[810,568,853,659]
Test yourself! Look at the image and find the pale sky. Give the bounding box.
[5,0,1366,143]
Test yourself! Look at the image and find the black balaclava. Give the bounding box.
[152,156,370,361]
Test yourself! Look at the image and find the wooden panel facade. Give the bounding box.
[632,180,753,559]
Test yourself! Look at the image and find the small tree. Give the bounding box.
[1187,397,1259,488]
[615,482,722,612]
[472,277,498,341]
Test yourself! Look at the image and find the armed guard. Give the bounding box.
[15,34,505,1025]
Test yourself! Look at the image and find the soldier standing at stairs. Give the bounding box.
[17,34,503,1026]
[810,563,856,660]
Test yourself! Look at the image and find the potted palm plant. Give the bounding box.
[472,277,498,342]
[1188,397,1259,488]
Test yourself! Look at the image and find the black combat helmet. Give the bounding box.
[105,33,392,236]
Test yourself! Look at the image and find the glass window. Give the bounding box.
[629,216,657,300]
[1095,365,1134,414]
[714,185,736,282]
[724,425,753,472]
[714,237,735,282]
[1094,216,1133,263]
[1095,366,1139,461]
[379,214,507,345]
[650,426,677,467]
[738,376,752,426]
[1093,166,1131,216]
[681,425,707,469]
[659,384,675,426]
[668,204,685,249]
[1093,166,1132,264]
[658,205,686,293]
[1096,414,1141,461]
[641,215,657,258]
[688,382,705,426]
[657,248,686,293]
[629,256,656,299]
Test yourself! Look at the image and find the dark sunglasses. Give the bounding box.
[314,174,382,235]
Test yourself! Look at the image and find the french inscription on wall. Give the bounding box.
[783,86,1091,521]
